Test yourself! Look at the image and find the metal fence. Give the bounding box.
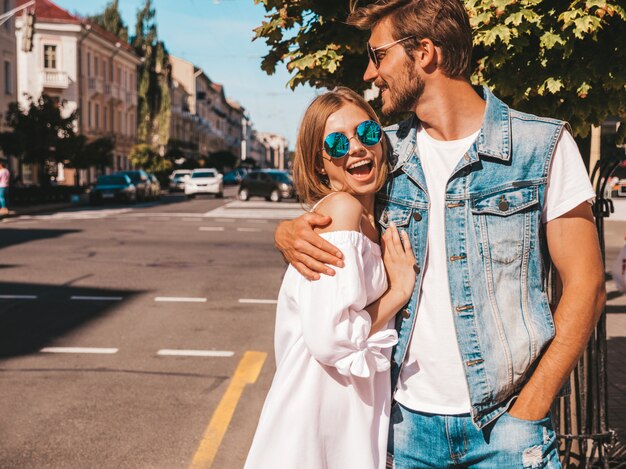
[553,157,622,468]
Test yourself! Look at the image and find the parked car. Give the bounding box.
[185,168,223,198]
[147,173,161,200]
[610,164,626,197]
[169,169,192,192]
[238,170,295,202]
[223,168,248,185]
[116,170,151,202]
[89,174,136,204]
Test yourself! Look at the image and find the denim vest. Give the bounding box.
[377,86,568,429]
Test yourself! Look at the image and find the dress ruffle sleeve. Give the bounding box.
[297,232,398,378]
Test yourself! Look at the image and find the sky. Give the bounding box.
[57,0,322,149]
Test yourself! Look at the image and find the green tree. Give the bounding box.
[62,136,115,184]
[87,0,129,42]
[0,95,78,186]
[253,0,626,142]
[131,0,171,150]
[207,150,237,172]
[129,143,172,173]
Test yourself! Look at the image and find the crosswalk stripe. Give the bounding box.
[70,296,123,301]
[40,347,118,354]
[155,297,207,303]
[239,298,278,305]
[0,294,38,299]
[157,349,234,357]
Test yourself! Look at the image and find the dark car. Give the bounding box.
[89,174,137,204]
[238,170,295,202]
[223,168,248,185]
[116,170,151,201]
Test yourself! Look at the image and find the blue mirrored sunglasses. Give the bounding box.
[323,120,382,158]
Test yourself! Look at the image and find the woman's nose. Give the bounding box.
[348,136,366,156]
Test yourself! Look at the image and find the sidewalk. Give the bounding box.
[0,201,75,220]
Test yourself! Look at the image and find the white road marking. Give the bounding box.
[237,228,261,232]
[247,220,269,224]
[40,347,119,354]
[156,349,234,357]
[214,218,235,223]
[0,295,38,299]
[199,227,225,231]
[239,299,278,305]
[204,201,306,220]
[154,297,207,303]
[70,296,123,301]
[183,218,203,222]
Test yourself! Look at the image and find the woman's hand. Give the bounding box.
[381,222,417,303]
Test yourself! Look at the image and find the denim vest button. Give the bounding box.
[413,212,422,221]
[402,309,410,319]
[464,153,470,161]
[498,195,509,212]
[383,212,388,223]
[413,264,420,274]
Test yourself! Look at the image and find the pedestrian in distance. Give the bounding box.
[274,0,606,467]
[244,87,417,469]
[0,160,10,216]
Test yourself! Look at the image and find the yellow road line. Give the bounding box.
[189,350,267,469]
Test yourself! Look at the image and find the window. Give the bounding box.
[102,62,106,80]
[44,45,57,69]
[4,61,11,95]
[95,56,99,76]
[95,103,99,129]
[104,107,108,130]
[88,101,92,128]
[117,67,121,84]
[87,51,91,76]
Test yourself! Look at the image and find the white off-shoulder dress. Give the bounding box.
[244,230,398,469]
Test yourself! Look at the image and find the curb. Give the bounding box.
[0,202,75,219]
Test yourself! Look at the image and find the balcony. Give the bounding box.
[125,91,137,107]
[87,77,104,95]
[40,70,69,89]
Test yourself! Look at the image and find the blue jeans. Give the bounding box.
[0,187,7,209]
[388,402,561,468]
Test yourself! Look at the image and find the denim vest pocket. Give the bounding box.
[471,186,539,264]
[378,203,413,229]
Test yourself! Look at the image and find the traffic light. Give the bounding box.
[21,11,35,53]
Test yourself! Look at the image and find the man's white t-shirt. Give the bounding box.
[394,126,596,415]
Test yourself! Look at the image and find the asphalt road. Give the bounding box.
[0,186,304,469]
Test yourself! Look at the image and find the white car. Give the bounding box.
[185,169,223,198]
[169,169,192,192]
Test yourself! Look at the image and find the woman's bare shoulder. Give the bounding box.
[314,192,363,234]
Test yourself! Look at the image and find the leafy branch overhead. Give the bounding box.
[253,0,626,141]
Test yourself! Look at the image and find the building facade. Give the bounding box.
[0,0,18,179]
[15,0,140,186]
[170,54,252,168]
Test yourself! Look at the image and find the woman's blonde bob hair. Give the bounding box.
[293,87,389,206]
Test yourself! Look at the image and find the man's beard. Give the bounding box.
[380,61,424,116]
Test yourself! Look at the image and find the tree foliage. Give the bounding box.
[0,95,78,185]
[131,0,171,150]
[87,0,129,42]
[129,143,172,173]
[253,0,626,141]
[207,150,237,172]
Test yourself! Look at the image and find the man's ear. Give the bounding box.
[414,38,438,73]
